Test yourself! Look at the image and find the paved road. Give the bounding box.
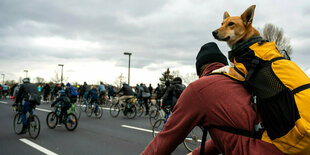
[0,98,192,155]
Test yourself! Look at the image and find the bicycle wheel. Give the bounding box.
[13,113,23,134]
[109,103,120,118]
[86,104,93,117]
[94,107,103,119]
[28,115,40,139]
[126,105,137,119]
[69,104,81,120]
[65,113,78,131]
[183,126,203,152]
[136,103,144,117]
[152,119,165,138]
[46,112,58,129]
[149,110,160,126]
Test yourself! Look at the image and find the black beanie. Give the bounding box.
[195,42,228,75]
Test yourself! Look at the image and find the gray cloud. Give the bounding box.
[1,0,310,83]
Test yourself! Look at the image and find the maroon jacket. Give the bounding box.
[141,62,284,155]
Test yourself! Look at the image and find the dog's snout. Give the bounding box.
[212,30,218,38]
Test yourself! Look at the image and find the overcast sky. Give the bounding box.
[1,0,310,86]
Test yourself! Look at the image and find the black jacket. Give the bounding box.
[51,95,71,107]
[16,83,38,103]
[117,84,133,96]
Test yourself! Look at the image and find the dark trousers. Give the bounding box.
[143,97,150,113]
[22,101,33,125]
[59,105,70,123]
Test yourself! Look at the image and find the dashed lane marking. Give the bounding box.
[36,108,52,113]
[19,138,58,155]
[0,101,8,104]
[121,125,153,133]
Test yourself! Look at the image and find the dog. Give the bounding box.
[211,5,310,154]
[211,5,259,80]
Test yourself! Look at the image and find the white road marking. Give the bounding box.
[121,125,153,133]
[19,138,58,155]
[36,108,51,113]
[0,101,8,104]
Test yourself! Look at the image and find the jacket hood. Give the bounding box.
[199,62,226,78]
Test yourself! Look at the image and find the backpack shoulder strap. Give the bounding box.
[206,72,244,83]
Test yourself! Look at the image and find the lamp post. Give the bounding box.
[24,70,28,78]
[123,52,132,86]
[1,74,4,84]
[58,64,64,84]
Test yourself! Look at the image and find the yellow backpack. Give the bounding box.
[229,37,310,154]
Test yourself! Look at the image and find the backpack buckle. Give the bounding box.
[255,122,264,132]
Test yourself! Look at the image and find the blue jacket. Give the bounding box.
[87,88,99,100]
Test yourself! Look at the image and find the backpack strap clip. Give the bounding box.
[255,122,264,132]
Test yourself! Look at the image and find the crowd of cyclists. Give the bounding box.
[2,76,187,140]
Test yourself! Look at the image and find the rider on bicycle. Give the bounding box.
[98,82,106,104]
[87,86,100,114]
[116,82,134,110]
[15,78,40,133]
[51,90,71,125]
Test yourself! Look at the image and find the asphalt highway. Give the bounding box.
[0,98,191,155]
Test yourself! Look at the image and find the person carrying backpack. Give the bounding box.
[98,82,106,104]
[162,77,186,114]
[14,78,41,133]
[51,90,71,126]
[87,86,100,114]
[65,83,78,104]
[116,82,134,110]
[142,42,284,155]
[139,83,150,115]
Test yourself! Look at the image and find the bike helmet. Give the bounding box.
[66,82,71,86]
[22,78,30,83]
[58,90,66,95]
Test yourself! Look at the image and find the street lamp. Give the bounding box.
[123,52,132,86]
[24,70,28,78]
[58,64,64,84]
[1,74,4,84]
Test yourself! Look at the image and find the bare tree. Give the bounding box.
[113,73,126,88]
[181,73,198,86]
[261,23,293,59]
[35,77,45,84]
[51,71,61,83]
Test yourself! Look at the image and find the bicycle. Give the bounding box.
[85,100,103,119]
[46,103,78,131]
[135,98,145,117]
[109,96,137,119]
[67,103,81,120]
[13,105,41,139]
[152,107,203,152]
[149,103,165,126]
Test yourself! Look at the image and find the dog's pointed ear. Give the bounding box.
[223,11,230,20]
[241,5,256,26]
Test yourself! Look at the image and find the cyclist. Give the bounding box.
[98,82,106,104]
[14,78,40,133]
[154,83,163,106]
[162,77,186,114]
[87,86,99,114]
[83,82,91,105]
[139,83,150,115]
[51,90,71,126]
[142,42,284,155]
[116,82,134,110]
[65,83,78,104]
[42,83,51,101]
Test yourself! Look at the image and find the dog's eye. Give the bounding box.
[228,22,234,26]
[221,22,223,26]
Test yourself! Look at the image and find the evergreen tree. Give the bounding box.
[159,68,174,86]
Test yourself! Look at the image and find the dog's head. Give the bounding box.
[212,5,260,48]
